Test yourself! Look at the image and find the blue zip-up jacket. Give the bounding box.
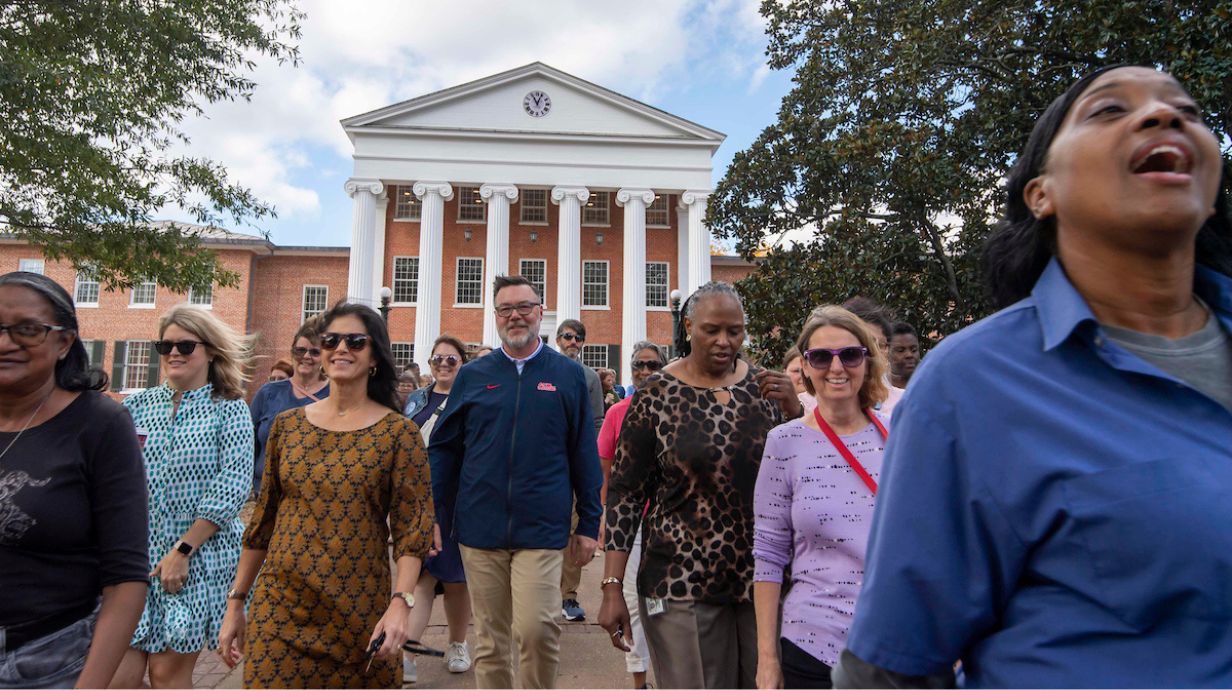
[428,344,602,550]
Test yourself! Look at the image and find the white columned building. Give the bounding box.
[617,188,654,384]
[551,186,588,327]
[412,181,453,367]
[344,178,383,306]
[683,190,712,295]
[480,183,519,345]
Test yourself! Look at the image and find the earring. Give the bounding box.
[685,334,691,342]
[369,367,376,378]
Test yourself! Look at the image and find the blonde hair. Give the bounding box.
[159,304,255,400]
[795,305,889,409]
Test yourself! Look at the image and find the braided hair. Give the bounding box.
[673,281,745,359]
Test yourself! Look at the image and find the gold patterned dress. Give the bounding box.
[241,408,433,688]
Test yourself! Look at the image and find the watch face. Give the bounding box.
[523,90,551,118]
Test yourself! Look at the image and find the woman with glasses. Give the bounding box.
[249,318,329,495]
[402,335,473,681]
[112,305,255,689]
[219,303,433,688]
[752,306,889,689]
[0,272,147,689]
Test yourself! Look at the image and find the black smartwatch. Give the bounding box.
[173,539,194,556]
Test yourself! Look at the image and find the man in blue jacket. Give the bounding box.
[429,275,602,689]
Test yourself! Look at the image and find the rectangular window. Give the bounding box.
[130,279,156,307]
[455,258,484,306]
[393,185,422,220]
[124,341,152,390]
[520,188,547,223]
[646,262,670,308]
[302,285,328,322]
[457,186,485,222]
[81,340,97,366]
[18,258,45,274]
[582,191,610,225]
[392,257,419,304]
[646,193,670,227]
[582,260,609,308]
[581,344,609,370]
[188,284,213,307]
[74,270,100,307]
[391,342,414,368]
[519,259,547,310]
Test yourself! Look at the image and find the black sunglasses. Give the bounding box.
[320,332,370,351]
[631,360,663,371]
[292,346,322,358]
[559,333,585,343]
[154,339,208,356]
[802,346,868,369]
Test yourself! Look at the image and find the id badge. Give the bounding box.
[644,597,667,617]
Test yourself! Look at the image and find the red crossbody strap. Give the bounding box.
[812,408,888,496]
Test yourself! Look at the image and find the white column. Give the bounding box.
[345,178,383,306]
[617,188,654,386]
[676,198,690,298]
[683,190,712,295]
[551,186,589,327]
[480,184,518,346]
[412,181,453,369]
[372,192,388,306]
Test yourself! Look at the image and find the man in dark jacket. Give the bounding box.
[429,275,602,689]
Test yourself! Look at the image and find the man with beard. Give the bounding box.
[429,275,602,689]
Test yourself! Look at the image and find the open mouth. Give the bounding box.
[1131,143,1192,175]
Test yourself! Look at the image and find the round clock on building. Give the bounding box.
[523,90,551,118]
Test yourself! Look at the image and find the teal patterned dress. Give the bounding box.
[123,383,254,653]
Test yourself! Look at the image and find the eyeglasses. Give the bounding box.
[430,354,461,367]
[154,339,208,356]
[320,332,370,351]
[494,302,540,318]
[802,346,868,369]
[631,360,663,371]
[0,322,68,347]
[291,346,322,358]
[558,333,585,343]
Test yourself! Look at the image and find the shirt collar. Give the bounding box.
[500,337,544,365]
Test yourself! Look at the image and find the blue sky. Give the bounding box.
[171,0,795,249]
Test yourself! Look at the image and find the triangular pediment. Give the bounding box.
[342,62,724,144]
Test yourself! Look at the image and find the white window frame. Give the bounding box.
[302,285,328,322]
[582,260,610,310]
[391,342,415,368]
[646,261,671,310]
[393,185,422,221]
[74,270,100,308]
[581,344,609,370]
[646,194,671,227]
[519,258,548,310]
[18,258,45,274]
[519,188,548,225]
[123,340,152,391]
[130,279,156,309]
[582,191,610,226]
[453,257,484,308]
[456,186,485,223]
[188,284,213,308]
[392,256,419,305]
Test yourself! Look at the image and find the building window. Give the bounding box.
[80,340,103,367]
[18,258,45,274]
[581,344,609,370]
[646,193,671,227]
[583,191,610,225]
[188,284,213,307]
[391,342,414,368]
[519,259,547,309]
[646,262,670,308]
[457,186,485,222]
[582,261,609,308]
[302,285,328,322]
[455,258,484,306]
[124,340,152,390]
[392,257,419,304]
[393,185,422,220]
[130,279,156,307]
[520,188,547,223]
[74,270,100,307]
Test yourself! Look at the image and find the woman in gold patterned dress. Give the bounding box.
[217,303,433,688]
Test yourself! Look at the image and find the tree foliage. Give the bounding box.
[712,0,1232,364]
[0,0,302,291]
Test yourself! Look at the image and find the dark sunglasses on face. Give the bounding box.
[494,302,540,318]
[430,354,460,367]
[0,322,67,347]
[559,333,585,343]
[291,346,322,358]
[320,332,370,351]
[154,339,208,356]
[631,360,663,371]
[803,346,869,369]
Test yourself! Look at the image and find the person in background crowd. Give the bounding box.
[600,368,621,411]
[402,335,473,683]
[887,322,920,389]
[835,65,1232,688]
[596,341,668,690]
[267,359,293,382]
[835,298,901,417]
[111,305,255,689]
[419,373,434,390]
[396,366,419,410]
[218,303,433,687]
[554,318,604,623]
[782,345,815,413]
[430,276,602,689]
[754,307,890,689]
[600,281,802,689]
[248,319,329,495]
[473,345,494,359]
[0,272,148,689]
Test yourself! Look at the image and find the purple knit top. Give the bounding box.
[752,414,889,666]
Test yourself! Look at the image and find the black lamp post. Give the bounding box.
[379,286,392,322]
[669,288,682,359]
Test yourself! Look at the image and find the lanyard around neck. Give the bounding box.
[812,407,888,496]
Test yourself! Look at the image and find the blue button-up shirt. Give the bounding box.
[846,258,1232,688]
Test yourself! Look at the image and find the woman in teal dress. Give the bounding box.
[110,305,254,689]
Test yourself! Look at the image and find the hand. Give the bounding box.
[597,587,632,652]
[429,523,442,557]
[217,604,246,668]
[756,655,784,689]
[570,534,598,567]
[150,550,190,594]
[756,369,803,418]
[369,599,411,659]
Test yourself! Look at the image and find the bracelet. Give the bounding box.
[227,588,248,600]
[600,576,623,589]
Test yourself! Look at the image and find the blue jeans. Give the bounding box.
[0,613,96,689]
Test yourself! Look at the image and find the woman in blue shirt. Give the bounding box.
[836,66,1232,688]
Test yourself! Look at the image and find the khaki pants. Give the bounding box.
[641,598,757,689]
[559,505,581,600]
[460,545,564,689]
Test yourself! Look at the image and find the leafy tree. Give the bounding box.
[712,0,1232,365]
[0,0,302,291]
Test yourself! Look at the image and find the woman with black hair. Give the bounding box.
[835,66,1232,688]
[0,271,148,688]
[217,302,434,688]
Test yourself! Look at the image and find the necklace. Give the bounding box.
[0,391,54,463]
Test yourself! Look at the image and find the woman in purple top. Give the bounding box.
[753,305,890,689]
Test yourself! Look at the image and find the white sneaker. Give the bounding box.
[402,655,417,684]
[446,641,472,673]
